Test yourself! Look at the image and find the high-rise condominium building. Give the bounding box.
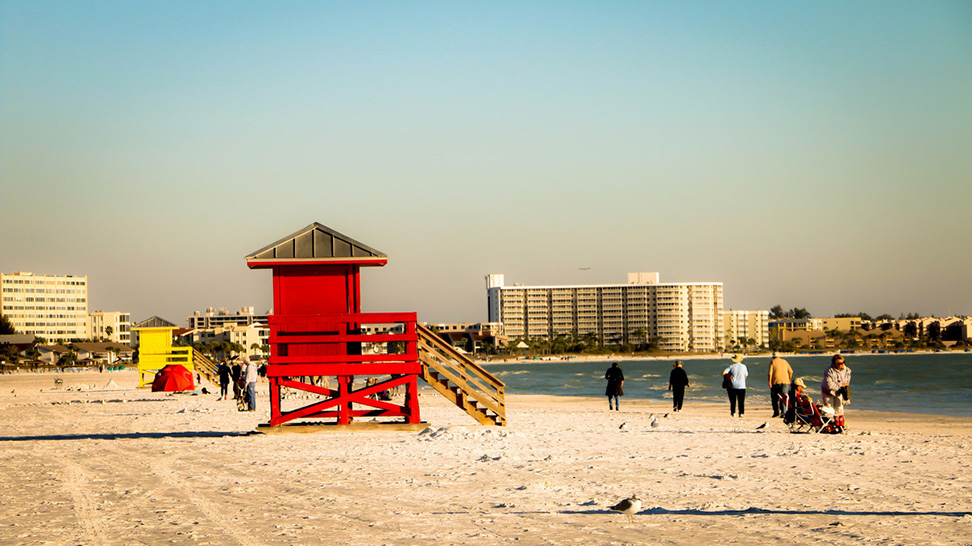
[1,272,89,341]
[486,272,725,352]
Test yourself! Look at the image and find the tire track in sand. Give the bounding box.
[101,444,258,546]
[61,461,112,545]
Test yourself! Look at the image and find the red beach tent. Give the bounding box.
[151,364,195,392]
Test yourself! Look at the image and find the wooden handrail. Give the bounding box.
[191,349,220,385]
[268,312,418,326]
[416,324,504,391]
[416,324,505,426]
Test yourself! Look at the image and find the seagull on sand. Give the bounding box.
[755,422,768,430]
[650,415,660,428]
[610,495,642,521]
[619,422,627,430]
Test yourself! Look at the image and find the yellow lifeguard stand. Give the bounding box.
[133,326,193,388]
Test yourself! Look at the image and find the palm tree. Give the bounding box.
[57,351,78,368]
[228,342,245,358]
[0,315,15,335]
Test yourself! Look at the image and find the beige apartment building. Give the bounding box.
[722,309,771,350]
[88,311,132,344]
[177,323,270,359]
[486,272,726,352]
[1,272,89,341]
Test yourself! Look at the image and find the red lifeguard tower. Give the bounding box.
[247,223,506,429]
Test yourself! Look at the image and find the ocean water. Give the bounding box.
[483,352,972,417]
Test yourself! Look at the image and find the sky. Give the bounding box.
[1,1,970,325]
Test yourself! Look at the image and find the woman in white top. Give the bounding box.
[723,354,749,418]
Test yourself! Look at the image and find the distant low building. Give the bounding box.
[187,307,270,329]
[426,322,506,353]
[176,323,270,359]
[30,342,132,366]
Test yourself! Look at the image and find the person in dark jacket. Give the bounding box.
[217,361,231,400]
[231,360,243,401]
[605,362,624,411]
[668,360,690,412]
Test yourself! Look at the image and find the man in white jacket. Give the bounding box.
[243,356,258,412]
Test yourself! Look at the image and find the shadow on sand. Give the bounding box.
[560,507,971,518]
[0,430,256,442]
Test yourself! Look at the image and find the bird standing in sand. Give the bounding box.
[610,495,642,521]
[755,422,768,430]
[650,415,660,428]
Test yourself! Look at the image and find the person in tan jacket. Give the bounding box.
[768,351,793,418]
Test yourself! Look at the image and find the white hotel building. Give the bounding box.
[1,272,89,341]
[487,272,726,352]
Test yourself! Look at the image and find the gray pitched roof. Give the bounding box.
[245,223,387,266]
[134,316,178,328]
[0,334,34,345]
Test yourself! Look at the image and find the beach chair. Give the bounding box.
[776,391,790,419]
[788,395,836,434]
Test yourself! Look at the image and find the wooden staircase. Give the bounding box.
[191,349,220,386]
[416,324,506,426]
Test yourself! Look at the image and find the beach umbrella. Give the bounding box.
[151,364,195,392]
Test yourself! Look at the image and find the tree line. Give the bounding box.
[770,305,925,321]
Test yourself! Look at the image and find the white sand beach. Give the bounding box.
[0,369,969,546]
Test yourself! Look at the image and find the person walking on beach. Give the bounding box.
[231,359,243,401]
[217,360,231,401]
[821,354,851,416]
[243,356,258,412]
[768,351,793,418]
[723,355,749,418]
[605,362,624,411]
[668,361,690,412]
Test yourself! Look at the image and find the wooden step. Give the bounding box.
[416,324,506,427]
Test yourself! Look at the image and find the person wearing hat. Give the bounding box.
[783,377,811,423]
[723,354,749,418]
[668,361,690,412]
[821,354,851,416]
[790,376,807,397]
[768,351,793,418]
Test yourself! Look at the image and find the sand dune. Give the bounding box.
[0,369,969,545]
